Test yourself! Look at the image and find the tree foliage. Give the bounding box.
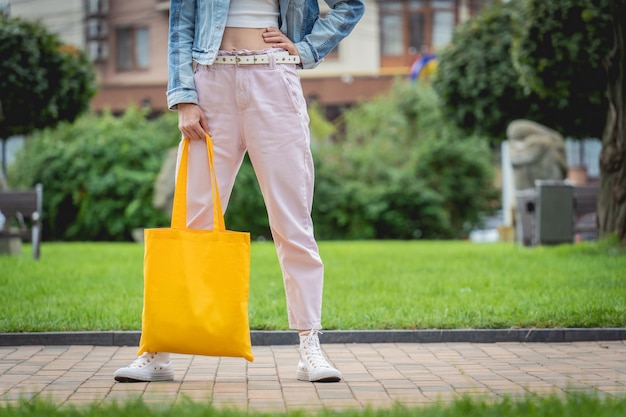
[0,15,96,138]
[432,1,540,142]
[433,0,613,142]
[512,0,613,138]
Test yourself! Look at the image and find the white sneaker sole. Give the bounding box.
[114,367,174,383]
[297,368,342,383]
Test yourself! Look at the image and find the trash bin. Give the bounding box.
[535,180,574,245]
[515,188,537,246]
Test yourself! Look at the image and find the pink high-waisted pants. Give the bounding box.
[177,50,323,330]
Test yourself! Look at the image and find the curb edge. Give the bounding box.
[1,329,625,347]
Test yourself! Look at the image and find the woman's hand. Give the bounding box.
[262,27,300,56]
[178,103,209,140]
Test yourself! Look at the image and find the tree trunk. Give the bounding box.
[598,0,626,244]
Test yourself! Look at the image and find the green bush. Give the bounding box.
[313,81,496,240]
[9,108,179,241]
[9,87,495,242]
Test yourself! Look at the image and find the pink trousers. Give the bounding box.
[177,51,323,330]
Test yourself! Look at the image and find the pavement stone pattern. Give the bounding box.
[1,341,625,412]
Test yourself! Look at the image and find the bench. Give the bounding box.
[0,184,43,259]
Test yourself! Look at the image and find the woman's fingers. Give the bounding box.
[178,103,208,140]
[263,27,299,56]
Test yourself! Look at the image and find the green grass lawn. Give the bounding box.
[0,240,624,332]
[1,393,625,417]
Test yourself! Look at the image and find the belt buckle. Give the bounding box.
[235,56,241,66]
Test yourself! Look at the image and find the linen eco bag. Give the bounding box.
[138,136,253,361]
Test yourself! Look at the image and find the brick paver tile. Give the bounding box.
[0,341,624,410]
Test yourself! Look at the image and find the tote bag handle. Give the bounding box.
[170,135,225,231]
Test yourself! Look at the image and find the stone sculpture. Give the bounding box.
[507,119,568,190]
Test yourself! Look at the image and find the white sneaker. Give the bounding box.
[114,352,174,382]
[297,331,342,382]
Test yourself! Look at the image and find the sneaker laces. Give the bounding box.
[300,331,332,369]
[127,352,158,369]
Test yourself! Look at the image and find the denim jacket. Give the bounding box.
[167,0,365,109]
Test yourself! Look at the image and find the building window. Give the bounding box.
[379,0,492,70]
[379,0,460,69]
[116,27,150,70]
[86,0,109,16]
[432,1,455,48]
[380,3,404,57]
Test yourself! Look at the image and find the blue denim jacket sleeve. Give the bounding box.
[167,0,198,109]
[292,0,365,70]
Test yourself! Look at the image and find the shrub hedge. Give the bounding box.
[9,83,496,241]
[9,108,179,241]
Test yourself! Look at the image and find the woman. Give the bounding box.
[114,0,365,383]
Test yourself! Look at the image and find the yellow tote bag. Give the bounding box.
[138,135,254,362]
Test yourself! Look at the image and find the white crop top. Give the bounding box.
[226,0,280,28]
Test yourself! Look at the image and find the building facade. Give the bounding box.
[8,0,491,115]
[8,0,84,48]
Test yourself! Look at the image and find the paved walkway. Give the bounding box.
[1,341,625,411]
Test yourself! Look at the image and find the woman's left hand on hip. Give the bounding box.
[263,27,300,56]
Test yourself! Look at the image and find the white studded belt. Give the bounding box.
[214,53,301,65]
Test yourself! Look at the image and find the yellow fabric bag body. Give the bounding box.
[138,136,254,362]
